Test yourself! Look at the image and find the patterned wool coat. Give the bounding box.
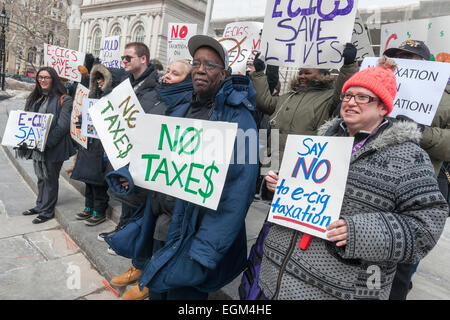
[257,118,449,300]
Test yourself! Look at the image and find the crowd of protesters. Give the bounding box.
[17,34,449,300]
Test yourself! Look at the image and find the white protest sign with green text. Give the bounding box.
[129,114,238,211]
[268,135,353,240]
[89,79,144,170]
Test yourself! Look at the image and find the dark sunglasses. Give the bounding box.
[121,55,137,62]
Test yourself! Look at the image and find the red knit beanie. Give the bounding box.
[342,57,398,114]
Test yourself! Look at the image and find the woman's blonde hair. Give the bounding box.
[170,59,192,78]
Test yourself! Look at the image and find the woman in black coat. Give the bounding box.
[21,67,76,224]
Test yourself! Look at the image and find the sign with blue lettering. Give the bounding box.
[260,0,358,69]
[268,135,353,240]
[99,36,121,69]
[1,110,53,152]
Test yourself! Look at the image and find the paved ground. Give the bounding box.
[0,95,449,300]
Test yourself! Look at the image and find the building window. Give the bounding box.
[92,28,102,57]
[134,26,145,43]
[111,26,122,48]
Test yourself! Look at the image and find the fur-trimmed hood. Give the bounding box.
[89,64,113,97]
[317,117,423,151]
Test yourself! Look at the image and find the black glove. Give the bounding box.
[75,114,83,129]
[266,64,279,94]
[253,52,266,72]
[342,43,357,65]
[395,115,425,132]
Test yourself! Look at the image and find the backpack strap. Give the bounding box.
[60,94,68,109]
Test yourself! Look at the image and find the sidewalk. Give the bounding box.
[1,96,449,300]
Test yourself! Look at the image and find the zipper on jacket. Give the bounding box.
[273,231,298,300]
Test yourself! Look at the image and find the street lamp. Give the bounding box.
[0,3,10,91]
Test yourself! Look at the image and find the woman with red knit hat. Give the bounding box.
[249,57,448,300]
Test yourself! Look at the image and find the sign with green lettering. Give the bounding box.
[129,114,238,210]
[89,79,144,169]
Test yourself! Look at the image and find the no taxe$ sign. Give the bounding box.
[268,135,353,240]
[129,114,237,210]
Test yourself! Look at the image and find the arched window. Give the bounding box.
[111,25,122,48]
[92,28,102,57]
[134,26,145,43]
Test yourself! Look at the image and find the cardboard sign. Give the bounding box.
[260,0,358,69]
[352,11,374,61]
[1,111,53,152]
[99,36,121,69]
[268,135,353,240]
[89,79,145,170]
[360,57,450,126]
[81,98,100,139]
[129,114,238,210]
[167,23,197,64]
[218,21,264,74]
[44,44,86,82]
[381,15,450,63]
[71,84,89,149]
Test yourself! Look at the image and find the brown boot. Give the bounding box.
[122,283,149,300]
[110,266,142,287]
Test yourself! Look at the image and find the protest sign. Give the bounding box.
[381,15,450,63]
[167,23,197,64]
[218,21,263,74]
[129,114,237,210]
[260,0,358,69]
[99,36,121,69]
[89,79,145,170]
[352,11,374,61]
[71,84,89,149]
[81,98,100,139]
[44,44,86,82]
[1,110,53,152]
[268,135,353,240]
[360,57,450,126]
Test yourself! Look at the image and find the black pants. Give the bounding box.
[34,161,63,219]
[389,263,416,300]
[84,183,109,213]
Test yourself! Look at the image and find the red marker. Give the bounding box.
[299,234,313,250]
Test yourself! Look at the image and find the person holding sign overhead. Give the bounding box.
[383,40,450,300]
[20,67,76,224]
[251,57,448,300]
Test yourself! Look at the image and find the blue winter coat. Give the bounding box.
[105,76,259,293]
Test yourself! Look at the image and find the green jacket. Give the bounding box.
[251,63,358,164]
[421,84,450,175]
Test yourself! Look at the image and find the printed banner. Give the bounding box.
[129,114,238,210]
[167,23,197,64]
[89,79,145,170]
[71,84,89,149]
[99,36,121,69]
[268,135,353,240]
[360,57,450,126]
[260,0,358,69]
[44,44,86,82]
[352,11,374,61]
[1,110,53,152]
[381,15,450,63]
[81,98,100,139]
[218,21,264,74]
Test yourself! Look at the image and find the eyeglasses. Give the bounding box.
[121,55,137,62]
[37,76,52,81]
[191,59,224,71]
[340,93,380,104]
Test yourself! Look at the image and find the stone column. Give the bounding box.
[67,0,83,50]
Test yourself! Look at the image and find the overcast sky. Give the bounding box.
[211,0,427,20]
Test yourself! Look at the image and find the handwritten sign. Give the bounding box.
[260,0,357,69]
[167,23,197,64]
[81,98,100,139]
[129,114,237,210]
[361,57,450,126]
[71,84,89,149]
[89,79,145,170]
[381,15,450,63]
[2,111,53,152]
[218,21,263,74]
[44,44,86,82]
[268,135,353,240]
[99,36,121,69]
[352,11,374,61]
